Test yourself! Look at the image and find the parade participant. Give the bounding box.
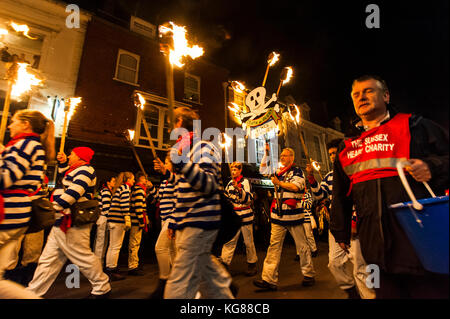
[128,172,150,276]
[331,75,449,298]
[307,138,375,299]
[220,161,258,276]
[149,152,176,299]
[93,175,116,263]
[27,147,111,299]
[163,106,234,299]
[0,110,54,298]
[105,171,134,281]
[254,146,316,290]
[300,190,317,257]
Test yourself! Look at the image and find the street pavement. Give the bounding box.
[42,238,347,299]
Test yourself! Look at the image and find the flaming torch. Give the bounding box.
[262,51,280,87]
[311,159,323,180]
[0,63,42,144]
[59,97,81,153]
[159,22,204,130]
[9,22,38,40]
[276,67,293,96]
[125,129,147,176]
[133,92,157,158]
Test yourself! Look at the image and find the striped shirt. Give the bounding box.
[130,185,146,227]
[271,164,306,226]
[148,180,175,223]
[99,187,112,216]
[107,184,131,224]
[225,178,254,225]
[167,141,222,231]
[52,162,97,226]
[311,171,333,201]
[0,136,45,230]
[300,191,313,223]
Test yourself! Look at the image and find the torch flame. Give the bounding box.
[219,132,232,149]
[11,63,42,98]
[230,81,246,94]
[9,22,38,40]
[135,93,146,110]
[282,67,293,85]
[312,160,321,171]
[228,102,242,125]
[159,22,204,67]
[293,104,301,124]
[66,97,81,121]
[268,52,280,67]
[287,106,295,121]
[128,129,135,141]
[0,28,7,36]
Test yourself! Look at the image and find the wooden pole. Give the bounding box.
[141,115,157,158]
[126,135,147,176]
[59,110,69,153]
[165,57,175,130]
[262,64,270,87]
[0,81,12,144]
[276,81,283,96]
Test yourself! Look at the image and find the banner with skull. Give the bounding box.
[238,86,281,139]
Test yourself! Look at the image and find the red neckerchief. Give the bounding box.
[276,163,293,178]
[64,160,88,177]
[5,133,40,148]
[233,175,244,188]
[176,131,194,152]
[136,182,147,195]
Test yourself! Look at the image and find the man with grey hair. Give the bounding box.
[253,145,316,290]
[331,75,448,298]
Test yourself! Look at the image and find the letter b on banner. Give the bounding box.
[65,264,80,288]
[365,264,380,288]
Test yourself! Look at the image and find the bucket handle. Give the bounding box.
[396,160,436,211]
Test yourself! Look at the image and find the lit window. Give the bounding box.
[114,49,140,85]
[184,73,200,103]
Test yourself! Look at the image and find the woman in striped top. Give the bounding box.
[105,171,134,281]
[93,176,116,262]
[128,172,150,276]
[0,110,54,299]
[149,153,176,299]
[27,147,111,299]
[220,161,258,276]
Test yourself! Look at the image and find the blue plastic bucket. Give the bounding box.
[390,196,449,274]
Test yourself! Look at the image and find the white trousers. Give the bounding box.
[220,223,258,265]
[155,220,176,279]
[164,227,234,299]
[105,223,126,269]
[128,226,142,270]
[262,223,315,285]
[27,225,111,296]
[0,227,41,299]
[7,230,45,270]
[302,222,317,253]
[328,231,376,299]
[93,215,108,262]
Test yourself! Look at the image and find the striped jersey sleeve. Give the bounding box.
[301,191,314,222]
[131,186,146,226]
[311,171,333,201]
[107,184,131,224]
[0,137,45,230]
[52,164,97,225]
[158,180,176,222]
[100,187,112,216]
[226,178,254,225]
[168,141,222,230]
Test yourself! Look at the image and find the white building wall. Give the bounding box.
[0,0,91,136]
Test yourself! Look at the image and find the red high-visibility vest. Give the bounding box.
[339,113,411,191]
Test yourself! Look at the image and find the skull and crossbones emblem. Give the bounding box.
[241,87,279,122]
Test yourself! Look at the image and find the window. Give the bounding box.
[313,135,323,162]
[184,73,200,103]
[135,102,170,150]
[114,49,140,85]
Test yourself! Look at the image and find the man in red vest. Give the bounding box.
[331,75,448,298]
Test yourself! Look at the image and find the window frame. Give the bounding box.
[113,49,140,86]
[183,72,201,104]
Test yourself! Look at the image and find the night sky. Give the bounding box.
[70,0,449,131]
